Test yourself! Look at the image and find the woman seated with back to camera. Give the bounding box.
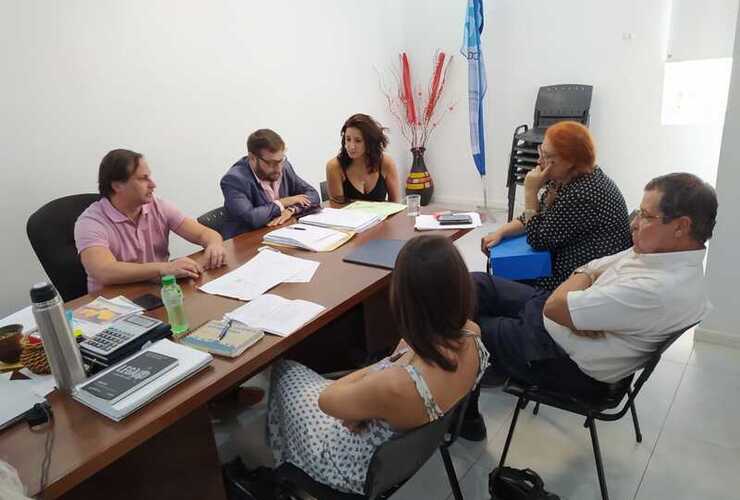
[267,235,490,494]
[325,113,401,206]
[481,121,632,290]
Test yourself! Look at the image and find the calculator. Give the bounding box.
[80,315,168,369]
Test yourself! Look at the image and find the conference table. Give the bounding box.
[0,208,475,499]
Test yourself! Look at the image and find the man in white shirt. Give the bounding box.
[460,172,717,441]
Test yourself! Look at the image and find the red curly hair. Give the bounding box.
[544,121,596,175]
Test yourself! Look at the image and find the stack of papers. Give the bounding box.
[226,294,325,337]
[342,201,406,220]
[199,249,320,301]
[72,339,212,422]
[72,296,144,339]
[414,212,482,230]
[300,207,381,233]
[263,223,352,252]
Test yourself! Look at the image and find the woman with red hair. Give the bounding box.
[481,121,631,290]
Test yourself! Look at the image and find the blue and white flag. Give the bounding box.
[461,0,487,177]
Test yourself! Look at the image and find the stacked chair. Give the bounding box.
[505,84,593,221]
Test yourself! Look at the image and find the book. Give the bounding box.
[72,339,212,421]
[181,320,264,358]
[79,351,179,405]
[225,294,326,337]
[300,207,381,233]
[72,296,144,339]
[263,223,352,252]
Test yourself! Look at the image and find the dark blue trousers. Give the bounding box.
[471,272,609,400]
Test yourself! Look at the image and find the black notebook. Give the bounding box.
[343,239,406,270]
[80,350,178,404]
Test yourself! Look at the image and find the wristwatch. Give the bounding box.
[522,208,537,224]
[573,269,596,286]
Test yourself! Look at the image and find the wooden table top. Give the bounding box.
[0,208,474,498]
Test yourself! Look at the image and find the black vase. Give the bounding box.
[405,147,434,206]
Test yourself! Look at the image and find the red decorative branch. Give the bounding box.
[379,50,455,149]
[424,52,445,123]
[401,53,417,125]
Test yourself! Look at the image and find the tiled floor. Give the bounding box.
[214,211,740,499]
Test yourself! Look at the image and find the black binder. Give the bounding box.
[342,239,406,270]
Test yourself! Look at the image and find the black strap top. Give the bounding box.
[342,171,388,202]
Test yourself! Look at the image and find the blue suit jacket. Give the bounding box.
[220,157,320,239]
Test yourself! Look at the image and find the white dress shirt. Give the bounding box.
[544,247,711,383]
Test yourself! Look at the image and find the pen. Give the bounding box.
[288,226,306,231]
[217,319,232,341]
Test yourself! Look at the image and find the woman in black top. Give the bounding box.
[326,114,401,206]
[482,121,632,290]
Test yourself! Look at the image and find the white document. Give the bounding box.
[282,257,320,283]
[72,339,212,422]
[300,208,381,232]
[199,250,302,301]
[0,305,37,334]
[414,212,482,230]
[19,368,57,397]
[226,294,326,337]
[264,223,348,252]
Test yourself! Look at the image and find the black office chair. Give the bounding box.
[275,393,472,500]
[493,323,697,500]
[197,207,227,238]
[26,193,102,302]
[320,181,330,203]
[505,84,593,221]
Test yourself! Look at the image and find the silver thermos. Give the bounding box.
[30,282,87,393]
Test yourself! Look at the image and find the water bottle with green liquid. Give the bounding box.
[161,275,189,336]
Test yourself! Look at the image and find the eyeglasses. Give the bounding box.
[635,208,667,223]
[538,145,558,163]
[256,155,287,170]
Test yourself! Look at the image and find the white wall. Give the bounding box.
[398,0,726,211]
[697,4,740,346]
[668,0,740,60]
[1,1,734,316]
[0,0,404,315]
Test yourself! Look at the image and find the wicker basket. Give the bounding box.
[19,337,51,375]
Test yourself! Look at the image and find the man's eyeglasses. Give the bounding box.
[635,209,668,223]
[256,155,287,170]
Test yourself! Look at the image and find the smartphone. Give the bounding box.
[131,293,164,311]
[438,214,472,225]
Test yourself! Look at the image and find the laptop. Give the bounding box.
[342,239,406,270]
[0,377,45,430]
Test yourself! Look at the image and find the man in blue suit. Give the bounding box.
[221,129,320,239]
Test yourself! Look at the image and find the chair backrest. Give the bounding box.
[319,181,329,202]
[26,194,102,302]
[628,323,698,400]
[363,395,469,499]
[533,84,593,128]
[197,207,227,238]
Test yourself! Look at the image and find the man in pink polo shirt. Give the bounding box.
[74,149,227,293]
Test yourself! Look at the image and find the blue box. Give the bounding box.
[489,235,552,280]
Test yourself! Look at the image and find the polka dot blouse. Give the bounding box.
[517,167,633,290]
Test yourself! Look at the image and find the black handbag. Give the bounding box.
[489,466,560,500]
